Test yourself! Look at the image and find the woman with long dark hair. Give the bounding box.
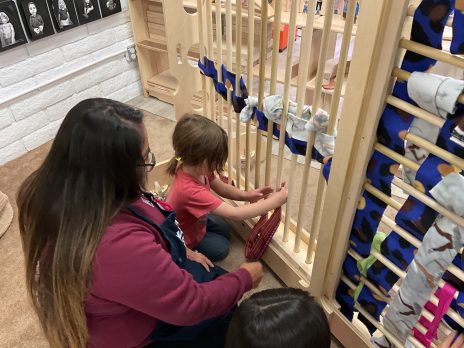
[17,98,263,348]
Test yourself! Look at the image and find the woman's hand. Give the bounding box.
[439,333,464,348]
[239,262,263,289]
[245,186,274,203]
[186,248,214,272]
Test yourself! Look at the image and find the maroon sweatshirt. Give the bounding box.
[85,195,252,348]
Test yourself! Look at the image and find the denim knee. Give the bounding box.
[209,239,230,262]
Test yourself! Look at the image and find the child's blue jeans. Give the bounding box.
[195,214,231,262]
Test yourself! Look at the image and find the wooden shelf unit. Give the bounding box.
[128,0,275,109]
[129,0,353,115]
[136,39,167,53]
[146,70,203,108]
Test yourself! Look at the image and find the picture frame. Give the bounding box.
[47,0,77,31]
[73,0,100,25]
[98,0,119,18]
[18,0,54,40]
[0,0,27,52]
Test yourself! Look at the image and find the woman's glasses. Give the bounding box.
[138,150,156,172]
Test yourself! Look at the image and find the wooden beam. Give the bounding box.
[308,0,410,299]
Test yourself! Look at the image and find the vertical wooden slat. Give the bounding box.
[205,0,216,121]
[304,172,325,260]
[294,0,334,246]
[235,0,242,189]
[227,88,233,180]
[215,0,224,127]
[275,0,298,193]
[284,154,298,239]
[327,1,356,133]
[197,0,208,116]
[225,0,232,75]
[268,0,282,96]
[255,0,268,188]
[264,0,282,186]
[225,0,233,183]
[245,0,255,191]
[306,0,357,263]
[290,2,316,251]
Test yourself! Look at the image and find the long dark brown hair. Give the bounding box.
[167,113,228,176]
[17,98,145,348]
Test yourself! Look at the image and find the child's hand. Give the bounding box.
[187,248,213,272]
[272,182,288,206]
[439,333,464,348]
[246,186,274,203]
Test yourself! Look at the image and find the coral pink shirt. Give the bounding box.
[166,168,222,248]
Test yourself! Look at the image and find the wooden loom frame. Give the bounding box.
[130,1,464,347]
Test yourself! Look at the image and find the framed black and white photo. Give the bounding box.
[98,0,119,18]
[18,0,54,40]
[47,0,77,31]
[0,0,27,52]
[73,0,100,24]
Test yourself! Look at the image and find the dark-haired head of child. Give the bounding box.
[226,288,331,348]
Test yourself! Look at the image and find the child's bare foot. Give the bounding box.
[322,79,336,90]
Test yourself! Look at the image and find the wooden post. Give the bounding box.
[245,0,255,191]
[275,0,299,194]
[216,0,224,127]
[235,0,243,189]
[205,0,217,121]
[227,88,234,181]
[162,1,202,119]
[294,0,334,246]
[386,95,444,128]
[308,1,410,301]
[284,1,316,248]
[255,0,268,188]
[305,0,356,263]
[226,0,233,183]
[197,0,208,116]
[264,0,282,186]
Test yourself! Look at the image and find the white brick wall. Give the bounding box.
[0,11,142,166]
[0,109,14,130]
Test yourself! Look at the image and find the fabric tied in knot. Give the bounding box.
[239,95,336,158]
[306,109,336,158]
[407,72,464,118]
[240,96,258,122]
